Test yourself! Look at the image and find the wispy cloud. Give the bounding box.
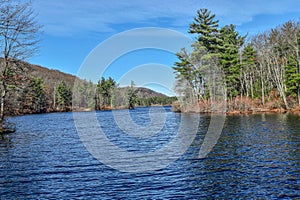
[205,0,300,25]
[32,0,300,37]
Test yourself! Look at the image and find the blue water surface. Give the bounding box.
[0,107,299,199]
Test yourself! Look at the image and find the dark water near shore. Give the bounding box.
[0,107,299,199]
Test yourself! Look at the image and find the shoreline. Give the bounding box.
[176,107,300,115]
[5,104,174,118]
[225,108,296,115]
[5,104,300,119]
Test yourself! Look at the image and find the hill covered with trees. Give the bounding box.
[2,59,75,115]
[1,60,175,116]
[173,8,300,114]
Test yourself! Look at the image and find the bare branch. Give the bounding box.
[0,0,42,124]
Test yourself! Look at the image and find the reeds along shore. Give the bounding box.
[172,96,300,114]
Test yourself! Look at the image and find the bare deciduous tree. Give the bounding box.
[0,0,42,127]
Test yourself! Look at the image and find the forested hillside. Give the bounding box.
[1,60,175,116]
[2,59,76,115]
[173,9,300,113]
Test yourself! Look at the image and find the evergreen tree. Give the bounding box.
[218,24,245,98]
[55,81,72,111]
[285,56,300,97]
[95,77,105,109]
[173,48,196,94]
[95,77,116,109]
[106,77,117,106]
[173,49,193,83]
[180,8,222,102]
[30,78,46,112]
[126,81,137,109]
[173,46,208,101]
[189,8,219,53]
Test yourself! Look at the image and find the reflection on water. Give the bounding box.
[0,108,299,199]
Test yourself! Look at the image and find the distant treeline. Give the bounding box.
[173,8,300,113]
[1,61,175,116]
[77,77,176,110]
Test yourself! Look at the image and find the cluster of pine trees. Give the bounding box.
[4,68,176,116]
[74,77,176,110]
[173,9,300,112]
[4,63,75,114]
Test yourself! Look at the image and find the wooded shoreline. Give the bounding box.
[6,101,300,119]
[172,9,300,115]
[171,96,300,115]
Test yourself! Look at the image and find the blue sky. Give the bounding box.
[30,0,300,96]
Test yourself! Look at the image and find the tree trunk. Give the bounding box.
[53,87,56,111]
[0,86,6,125]
[298,54,300,107]
[298,88,300,108]
[278,85,289,110]
[282,93,290,110]
[0,57,8,126]
[261,77,265,107]
[250,76,254,99]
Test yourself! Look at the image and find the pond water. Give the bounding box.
[0,107,299,199]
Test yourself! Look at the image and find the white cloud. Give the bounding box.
[32,0,300,37]
[32,0,205,36]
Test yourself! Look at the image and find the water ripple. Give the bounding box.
[0,110,299,199]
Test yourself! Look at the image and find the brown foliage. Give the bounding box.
[1,59,76,116]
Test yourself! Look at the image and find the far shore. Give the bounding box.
[5,103,300,119]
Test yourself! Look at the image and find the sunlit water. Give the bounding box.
[0,107,299,199]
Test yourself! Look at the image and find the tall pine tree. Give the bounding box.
[29,78,46,113]
[55,81,72,111]
[218,24,245,99]
[189,8,219,53]
[95,77,116,109]
[285,56,300,102]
